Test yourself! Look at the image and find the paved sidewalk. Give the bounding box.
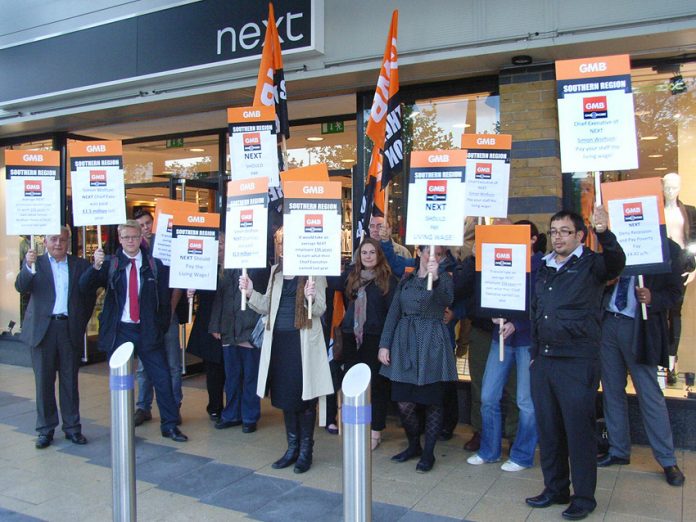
[0,362,691,521]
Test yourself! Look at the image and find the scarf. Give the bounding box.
[353,269,377,347]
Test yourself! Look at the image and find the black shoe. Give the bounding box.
[664,465,685,486]
[391,443,423,463]
[416,454,435,473]
[437,430,453,441]
[133,408,152,427]
[562,503,594,520]
[65,432,87,445]
[667,369,678,386]
[161,427,188,442]
[597,454,630,467]
[525,492,571,508]
[242,423,257,433]
[463,431,480,452]
[35,433,53,449]
[214,419,242,430]
[273,411,299,469]
[208,411,221,422]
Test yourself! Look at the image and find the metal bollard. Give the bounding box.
[109,342,137,521]
[341,363,372,522]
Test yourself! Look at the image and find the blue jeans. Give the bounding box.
[137,316,182,411]
[478,341,537,467]
[221,345,261,425]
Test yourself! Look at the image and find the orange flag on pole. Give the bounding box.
[253,3,289,139]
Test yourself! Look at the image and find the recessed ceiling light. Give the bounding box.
[306,136,324,142]
[189,148,205,152]
[654,167,667,171]
[640,136,658,141]
[648,154,663,158]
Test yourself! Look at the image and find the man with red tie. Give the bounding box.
[80,220,187,442]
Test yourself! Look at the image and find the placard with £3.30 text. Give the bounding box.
[225,177,269,269]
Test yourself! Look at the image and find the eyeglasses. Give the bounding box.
[548,228,576,238]
[120,235,142,241]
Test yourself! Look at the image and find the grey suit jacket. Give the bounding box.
[15,254,97,350]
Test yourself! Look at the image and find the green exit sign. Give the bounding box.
[166,138,184,148]
[321,121,344,134]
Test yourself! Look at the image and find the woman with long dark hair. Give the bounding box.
[340,238,398,449]
[378,245,457,472]
[240,260,333,474]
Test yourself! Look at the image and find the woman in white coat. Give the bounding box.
[240,265,333,473]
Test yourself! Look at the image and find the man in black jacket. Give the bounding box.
[526,208,625,521]
[597,239,685,486]
[16,227,96,449]
[79,220,187,442]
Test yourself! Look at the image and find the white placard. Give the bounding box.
[283,209,342,277]
[480,243,527,311]
[607,196,662,267]
[405,174,465,246]
[228,106,279,187]
[70,165,126,226]
[169,229,218,290]
[151,213,174,266]
[225,204,268,269]
[464,154,510,218]
[5,176,61,235]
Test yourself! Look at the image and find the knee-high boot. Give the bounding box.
[272,410,299,469]
[294,406,316,474]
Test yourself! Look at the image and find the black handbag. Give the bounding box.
[250,316,266,349]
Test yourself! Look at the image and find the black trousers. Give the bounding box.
[531,356,599,510]
[30,319,81,436]
[204,360,226,415]
[341,332,389,431]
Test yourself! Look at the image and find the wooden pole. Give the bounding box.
[307,275,314,318]
[241,268,248,311]
[594,171,602,206]
[427,245,435,290]
[97,225,103,250]
[637,275,648,320]
[499,318,505,362]
[188,297,193,324]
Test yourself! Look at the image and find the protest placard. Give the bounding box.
[68,141,126,227]
[4,150,61,236]
[169,211,220,291]
[602,177,669,275]
[461,134,511,218]
[282,177,342,277]
[228,106,279,187]
[405,150,466,246]
[556,54,638,172]
[225,177,269,269]
[475,225,531,318]
[151,198,198,266]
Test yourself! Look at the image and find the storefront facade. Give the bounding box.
[2,1,696,375]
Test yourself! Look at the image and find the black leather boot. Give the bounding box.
[391,430,422,463]
[294,407,316,474]
[272,410,299,469]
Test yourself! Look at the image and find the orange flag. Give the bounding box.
[253,3,289,139]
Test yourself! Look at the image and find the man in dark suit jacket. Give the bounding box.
[598,239,685,486]
[15,227,96,449]
[79,220,187,442]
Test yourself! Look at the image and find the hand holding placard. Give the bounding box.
[93,247,105,270]
[239,273,253,298]
[426,246,438,291]
[591,204,609,233]
[25,245,37,273]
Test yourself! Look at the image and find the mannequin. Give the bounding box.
[662,173,696,382]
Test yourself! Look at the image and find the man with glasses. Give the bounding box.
[80,220,187,442]
[16,226,97,449]
[526,208,625,520]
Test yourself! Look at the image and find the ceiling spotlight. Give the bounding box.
[511,55,533,66]
[306,136,324,142]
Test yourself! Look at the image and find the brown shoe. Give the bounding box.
[464,431,481,452]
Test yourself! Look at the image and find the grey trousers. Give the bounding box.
[600,313,676,467]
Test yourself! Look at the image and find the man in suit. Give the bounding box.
[15,226,96,449]
[79,220,187,442]
[598,239,685,486]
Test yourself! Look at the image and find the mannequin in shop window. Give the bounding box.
[662,172,696,384]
